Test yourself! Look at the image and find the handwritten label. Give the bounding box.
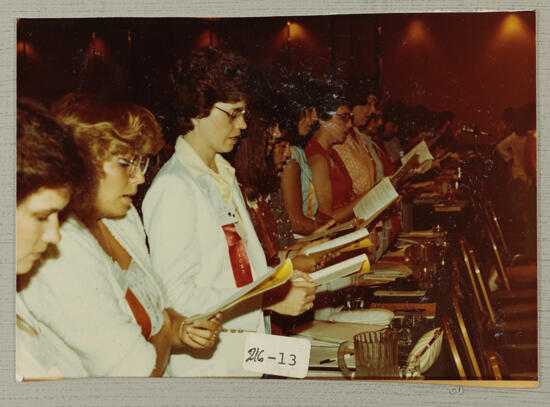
[242,333,311,378]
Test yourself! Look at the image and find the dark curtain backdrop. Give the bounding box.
[17,12,535,140]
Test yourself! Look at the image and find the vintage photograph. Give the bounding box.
[16,12,536,382]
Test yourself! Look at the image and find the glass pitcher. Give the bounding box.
[337,328,400,379]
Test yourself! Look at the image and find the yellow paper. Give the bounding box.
[224,259,293,309]
[336,237,373,253]
[360,255,371,274]
[186,260,293,322]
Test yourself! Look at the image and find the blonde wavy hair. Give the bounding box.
[51,92,165,219]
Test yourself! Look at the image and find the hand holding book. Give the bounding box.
[177,313,222,349]
[293,254,370,286]
[263,269,316,316]
[353,177,400,226]
[185,260,294,322]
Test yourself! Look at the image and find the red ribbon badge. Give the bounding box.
[222,223,253,287]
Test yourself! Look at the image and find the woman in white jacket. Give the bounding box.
[16,100,88,380]
[143,47,315,377]
[20,93,221,377]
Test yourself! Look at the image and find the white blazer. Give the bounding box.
[20,206,165,377]
[16,294,88,380]
[143,145,268,377]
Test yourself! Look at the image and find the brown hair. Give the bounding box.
[315,82,349,122]
[51,92,164,219]
[233,113,281,201]
[17,98,86,205]
[173,47,250,135]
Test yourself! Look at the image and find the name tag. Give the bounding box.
[242,333,311,378]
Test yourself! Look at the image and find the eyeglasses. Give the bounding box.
[335,112,353,122]
[215,106,251,123]
[117,155,150,177]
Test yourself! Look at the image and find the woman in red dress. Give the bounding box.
[305,89,367,223]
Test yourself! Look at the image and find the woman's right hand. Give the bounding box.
[264,277,316,317]
[178,313,222,349]
[314,212,334,228]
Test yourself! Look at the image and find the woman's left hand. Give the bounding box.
[179,313,222,349]
[289,237,329,258]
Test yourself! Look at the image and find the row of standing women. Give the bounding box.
[17,95,225,378]
[16,47,316,379]
[16,46,401,379]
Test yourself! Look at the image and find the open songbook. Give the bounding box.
[303,228,370,256]
[390,140,435,187]
[308,253,369,285]
[353,176,400,226]
[185,259,293,322]
[400,140,434,175]
[352,141,437,227]
[294,253,369,286]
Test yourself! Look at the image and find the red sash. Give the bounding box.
[222,223,254,287]
[125,288,152,339]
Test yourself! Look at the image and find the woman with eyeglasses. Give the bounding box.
[143,47,315,377]
[20,93,221,377]
[305,87,368,223]
[16,100,88,380]
[331,89,379,197]
[351,98,402,261]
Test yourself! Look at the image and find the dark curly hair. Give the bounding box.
[17,98,87,206]
[315,81,350,122]
[345,78,379,108]
[272,73,320,148]
[174,47,250,135]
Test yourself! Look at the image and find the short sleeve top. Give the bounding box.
[305,139,354,209]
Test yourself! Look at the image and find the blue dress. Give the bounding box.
[290,145,318,218]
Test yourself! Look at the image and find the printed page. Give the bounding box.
[353,177,399,225]
[400,140,434,174]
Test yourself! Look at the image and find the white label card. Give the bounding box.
[242,333,311,378]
